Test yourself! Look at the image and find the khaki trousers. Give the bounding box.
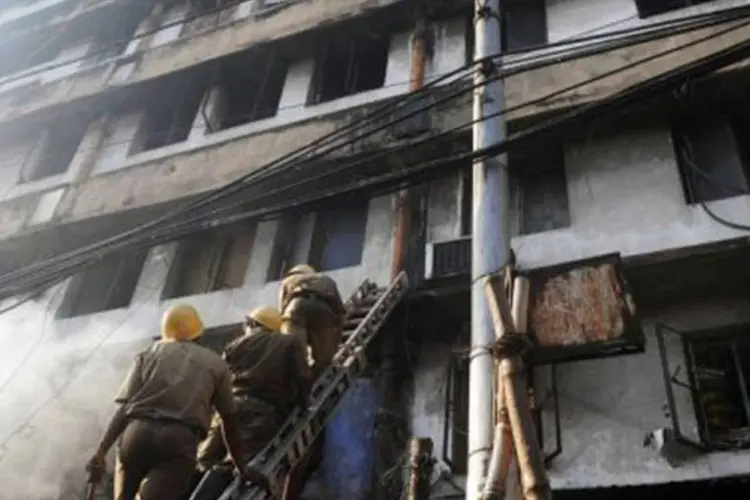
[114,419,199,500]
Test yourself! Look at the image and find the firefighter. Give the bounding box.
[278,264,346,378]
[196,306,312,473]
[85,304,272,500]
[278,264,346,499]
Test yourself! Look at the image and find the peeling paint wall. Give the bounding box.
[0,194,394,500]
[535,297,750,489]
[423,123,750,272]
[0,17,466,228]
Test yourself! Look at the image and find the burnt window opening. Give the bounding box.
[18,117,88,183]
[309,201,368,272]
[460,146,570,236]
[131,78,206,153]
[58,251,147,318]
[515,148,570,235]
[501,0,548,52]
[182,0,236,37]
[266,214,302,282]
[90,6,146,61]
[208,51,288,131]
[635,0,715,19]
[685,335,750,449]
[443,330,470,475]
[163,222,256,299]
[673,115,750,204]
[308,33,390,105]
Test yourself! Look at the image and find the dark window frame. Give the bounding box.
[131,77,206,154]
[57,251,148,318]
[266,214,302,282]
[207,48,288,132]
[19,116,88,184]
[307,33,390,105]
[308,201,369,272]
[673,114,750,205]
[683,330,750,450]
[459,146,570,237]
[500,0,548,52]
[162,222,256,299]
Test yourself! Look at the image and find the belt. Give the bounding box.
[290,290,323,302]
[288,290,336,311]
[232,390,285,416]
[133,416,205,440]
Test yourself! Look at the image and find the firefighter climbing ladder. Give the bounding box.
[213,271,409,500]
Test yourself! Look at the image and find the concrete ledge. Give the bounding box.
[54,89,470,223]
[0,0,405,126]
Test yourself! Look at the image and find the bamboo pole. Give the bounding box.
[407,437,434,500]
[484,275,551,500]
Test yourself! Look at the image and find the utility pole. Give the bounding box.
[467,0,510,498]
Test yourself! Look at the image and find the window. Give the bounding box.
[182,0,236,37]
[309,202,368,272]
[162,222,256,299]
[206,50,287,131]
[90,6,146,61]
[308,34,389,104]
[58,251,147,318]
[684,333,750,449]
[460,147,570,236]
[444,328,470,474]
[19,117,88,183]
[130,78,206,153]
[502,0,547,52]
[673,115,749,204]
[266,214,302,282]
[515,148,570,235]
[635,0,715,19]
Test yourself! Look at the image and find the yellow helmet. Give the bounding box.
[245,306,283,332]
[286,264,315,277]
[161,304,204,341]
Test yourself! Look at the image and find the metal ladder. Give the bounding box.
[210,271,409,500]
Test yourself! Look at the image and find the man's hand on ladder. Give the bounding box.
[242,465,281,499]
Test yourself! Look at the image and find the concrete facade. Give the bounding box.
[0,194,394,499]
[3,0,750,498]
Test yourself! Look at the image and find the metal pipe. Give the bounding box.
[467,0,509,497]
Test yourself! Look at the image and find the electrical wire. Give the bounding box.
[1,0,749,101]
[63,14,750,255]
[677,135,750,231]
[4,12,750,299]
[0,18,748,300]
[5,3,750,171]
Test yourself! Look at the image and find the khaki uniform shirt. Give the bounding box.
[115,340,236,435]
[279,273,346,317]
[224,328,311,415]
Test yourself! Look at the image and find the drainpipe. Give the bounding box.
[467,0,509,497]
[373,14,431,500]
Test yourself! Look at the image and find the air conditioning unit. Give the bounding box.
[424,236,471,280]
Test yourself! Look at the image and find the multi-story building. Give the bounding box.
[1,0,750,498]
